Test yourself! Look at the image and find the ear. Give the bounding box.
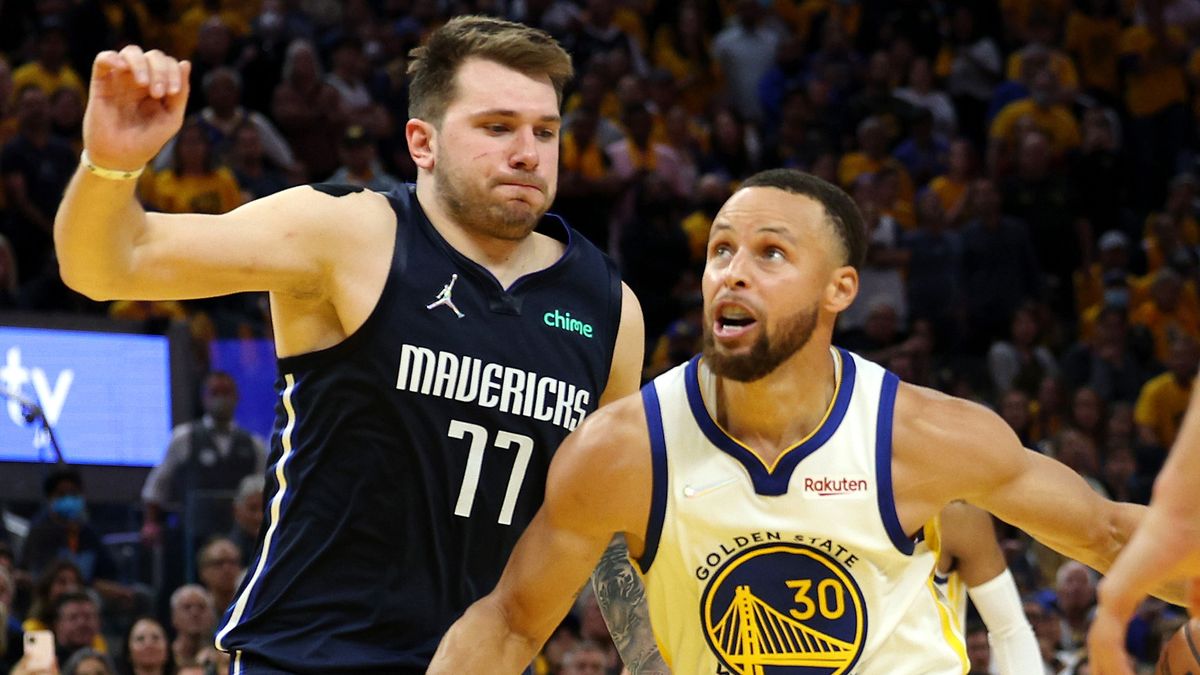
[406,118,436,171]
[824,266,858,314]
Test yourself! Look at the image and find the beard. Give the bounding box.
[434,158,551,241]
[703,301,820,382]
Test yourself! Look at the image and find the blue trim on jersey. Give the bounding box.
[683,350,857,496]
[636,382,669,574]
[875,371,915,555]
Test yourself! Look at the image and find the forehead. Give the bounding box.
[712,187,834,244]
[446,58,559,118]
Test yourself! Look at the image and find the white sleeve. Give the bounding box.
[140,424,191,504]
[967,569,1044,675]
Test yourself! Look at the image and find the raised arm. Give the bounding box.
[429,396,653,673]
[55,46,381,305]
[1088,379,1200,674]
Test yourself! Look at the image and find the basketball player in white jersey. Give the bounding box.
[1089,386,1200,674]
[429,168,1186,673]
[934,501,1042,673]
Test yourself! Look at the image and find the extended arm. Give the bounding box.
[896,384,1185,606]
[429,398,653,673]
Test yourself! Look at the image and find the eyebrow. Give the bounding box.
[710,222,799,242]
[471,109,561,124]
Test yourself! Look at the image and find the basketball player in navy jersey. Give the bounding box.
[1089,392,1200,673]
[54,16,664,674]
[430,168,1189,673]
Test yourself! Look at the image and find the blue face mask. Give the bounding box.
[51,495,85,521]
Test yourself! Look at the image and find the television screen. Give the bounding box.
[0,325,172,466]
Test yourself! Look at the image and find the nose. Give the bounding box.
[719,248,751,289]
[508,126,539,171]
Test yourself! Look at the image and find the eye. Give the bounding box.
[764,246,786,261]
[536,128,558,140]
[710,242,733,258]
[484,123,510,134]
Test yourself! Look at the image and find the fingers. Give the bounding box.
[97,46,185,99]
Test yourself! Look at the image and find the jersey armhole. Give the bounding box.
[635,381,669,575]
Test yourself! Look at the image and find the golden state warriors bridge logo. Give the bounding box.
[700,542,867,674]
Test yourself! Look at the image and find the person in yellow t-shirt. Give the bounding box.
[11,19,86,105]
[989,69,1081,157]
[141,121,243,215]
[1130,268,1200,364]
[927,139,977,226]
[838,116,914,201]
[1134,336,1197,449]
[1064,2,1123,98]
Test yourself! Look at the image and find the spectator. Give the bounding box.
[1001,130,1091,316]
[618,174,691,341]
[988,304,1059,397]
[964,621,991,675]
[838,116,914,203]
[895,56,957,138]
[324,35,386,135]
[1063,0,1123,103]
[19,468,137,610]
[168,585,214,668]
[0,86,77,284]
[51,591,104,664]
[1120,0,1191,208]
[120,616,174,675]
[1129,268,1200,363]
[847,50,916,146]
[325,125,400,191]
[153,67,296,175]
[568,0,648,77]
[892,108,949,191]
[936,6,1002,144]
[227,122,292,201]
[905,190,963,345]
[271,40,345,181]
[61,648,117,675]
[48,86,83,152]
[11,17,86,102]
[227,475,264,567]
[140,372,267,550]
[989,69,1082,164]
[1069,107,1129,247]
[140,120,243,216]
[711,0,784,125]
[1133,335,1198,450]
[998,388,1036,448]
[196,537,243,620]
[0,565,18,672]
[555,106,622,249]
[1053,561,1097,655]
[927,138,977,226]
[699,106,758,182]
[1060,306,1150,404]
[1003,16,1081,103]
[839,175,909,332]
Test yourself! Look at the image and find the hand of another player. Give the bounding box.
[83,46,191,172]
[1087,602,1135,675]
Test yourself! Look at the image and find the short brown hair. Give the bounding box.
[407,15,573,124]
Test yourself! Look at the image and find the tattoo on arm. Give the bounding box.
[591,534,669,674]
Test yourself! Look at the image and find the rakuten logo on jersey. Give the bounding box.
[801,474,870,499]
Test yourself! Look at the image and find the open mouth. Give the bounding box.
[714,306,757,338]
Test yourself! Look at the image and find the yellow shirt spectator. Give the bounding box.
[1064,10,1122,95]
[1134,371,1193,447]
[11,61,85,102]
[141,167,243,215]
[1130,297,1200,363]
[989,98,1082,155]
[1005,50,1080,92]
[1119,24,1188,118]
[928,175,968,218]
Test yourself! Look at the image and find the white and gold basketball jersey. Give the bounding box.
[635,349,968,675]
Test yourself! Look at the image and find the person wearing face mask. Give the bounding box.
[20,470,137,612]
[140,372,266,559]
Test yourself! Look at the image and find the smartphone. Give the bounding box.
[23,629,55,670]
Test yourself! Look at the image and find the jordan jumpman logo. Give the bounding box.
[427,274,465,318]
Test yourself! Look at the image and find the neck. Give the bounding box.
[706,337,838,466]
[133,664,161,675]
[415,178,556,288]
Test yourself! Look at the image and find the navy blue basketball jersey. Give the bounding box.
[215,185,623,673]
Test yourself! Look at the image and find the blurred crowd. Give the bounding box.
[2,0,1200,672]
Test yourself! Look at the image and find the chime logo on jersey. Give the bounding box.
[700,542,866,675]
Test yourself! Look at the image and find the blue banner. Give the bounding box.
[0,326,172,466]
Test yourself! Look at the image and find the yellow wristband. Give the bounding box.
[80,149,145,181]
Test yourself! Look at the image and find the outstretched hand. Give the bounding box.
[83,45,191,172]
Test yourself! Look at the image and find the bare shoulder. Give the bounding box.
[892,382,1025,503]
[546,391,653,539]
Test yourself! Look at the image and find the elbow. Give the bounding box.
[57,263,121,301]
